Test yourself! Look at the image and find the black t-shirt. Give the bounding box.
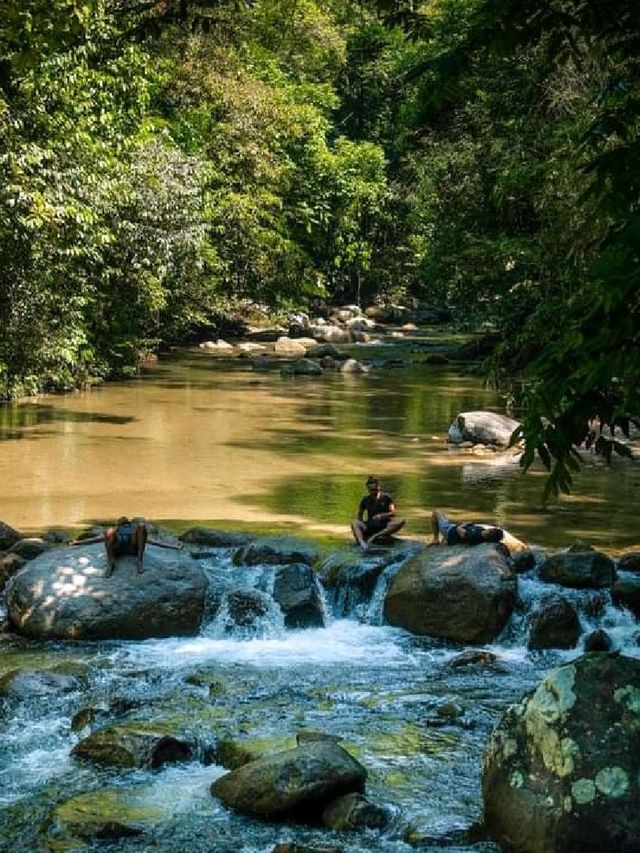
[359,491,394,522]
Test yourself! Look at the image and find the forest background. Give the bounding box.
[1,0,638,495]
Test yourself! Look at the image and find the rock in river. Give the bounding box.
[6,542,207,640]
[383,544,516,643]
[483,653,640,853]
[211,742,366,821]
[447,411,521,447]
[234,536,319,567]
[539,543,616,589]
[273,563,325,628]
[73,723,196,769]
[527,595,580,650]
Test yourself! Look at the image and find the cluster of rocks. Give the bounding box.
[197,302,454,377]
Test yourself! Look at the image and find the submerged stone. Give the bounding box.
[483,653,640,852]
[0,667,83,700]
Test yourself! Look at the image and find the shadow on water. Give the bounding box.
[0,404,136,440]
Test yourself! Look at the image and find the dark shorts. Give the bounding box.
[114,527,137,557]
[364,520,388,540]
[447,523,503,546]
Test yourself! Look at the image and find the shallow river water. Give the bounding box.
[1,347,638,852]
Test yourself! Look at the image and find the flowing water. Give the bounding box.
[1,345,638,851]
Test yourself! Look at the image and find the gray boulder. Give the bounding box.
[384,544,516,643]
[292,358,323,376]
[73,724,195,769]
[211,742,366,821]
[448,411,521,447]
[273,564,325,628]
[6,543,207,640]
[233,536,318,567]
[0,521,22,552]
[483,653,640,853]
[527,595,580,650]
[539,544,616,589]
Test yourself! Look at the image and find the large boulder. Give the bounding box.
[483,653,640,853]
[223,589,272,631]
[233,536,318,567]
[6,543,207,640]
[72,724,196,769]
[8,537,50,560]
[527,595,581,650]
[383,544,516,643]
[539,544,616,589]
[211,742,366,821]
[273,564,325,628]
[0,521,22,552]
[448,411,521,447]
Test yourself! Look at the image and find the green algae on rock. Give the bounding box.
[483,653,640,852]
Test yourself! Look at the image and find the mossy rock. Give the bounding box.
[53,787,164,839]
[483,653,640,852]
[322,793,390,831]
[72,723,196,769]
[211,742,366,820]
[215,734,297,769]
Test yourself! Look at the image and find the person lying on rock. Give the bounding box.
[70,517,181,577]
[351,476,405,551]
[430,509,504,547]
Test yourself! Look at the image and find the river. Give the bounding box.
[0,348,638,851]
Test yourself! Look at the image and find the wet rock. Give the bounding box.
[236,342,267,355]
[539,544,616,589]
[322,792,389,830]
[447,411,521,447]
[384,544,516,643]
[292,358,323,376]
[8,537,50,561]
[211,742,366,820]
[345,316,375,331]
[584,629,612,652]
[618,552,640,574]
[447,649,498,668]
[483,653,640,853]
[53,786,163,839]
[511,549,536,573]
[6,542,207,640]
[527,595,580,650]
[0,668,82,700]
[311,325,351,344]
[0,553,25,591]
[350,330,370,343]
[339,358,367,374]
[72,724,195,768]
[320,542,420,617]
[225,589,272,630]
[180,527,250,549]
[612,575,640,617]
[0,520,22,552]
[275,337,307,357]
[215,735,297,770]
[273,564,325,628]
[233,536,319,567]
[184,670,229,695]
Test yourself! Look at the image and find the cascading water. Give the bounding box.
[1,550,639,852]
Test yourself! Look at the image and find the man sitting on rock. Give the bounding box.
[430,509,504,547]
[71,517,149,577]
[351,476,405,551]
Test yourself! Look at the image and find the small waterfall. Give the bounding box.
[364,561,406,625]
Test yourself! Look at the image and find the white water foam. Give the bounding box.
[119,620,413,671]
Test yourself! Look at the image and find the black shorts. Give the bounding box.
[364,520,387,540]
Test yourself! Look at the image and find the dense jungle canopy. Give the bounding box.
[1,0,639,494]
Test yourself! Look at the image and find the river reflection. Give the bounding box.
[0,350,637,549]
